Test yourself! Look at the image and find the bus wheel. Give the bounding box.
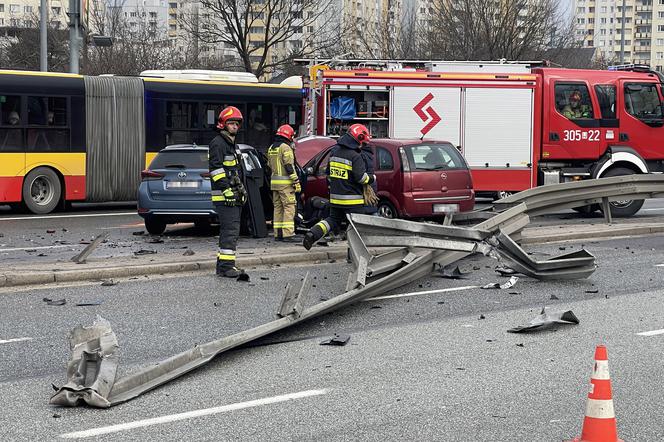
[22,167,61,214]
[600,167,644,217]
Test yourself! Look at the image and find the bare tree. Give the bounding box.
[84,0,186,75]
[0,18,69,71]
[429,0,578,61]
[181,0,343,78]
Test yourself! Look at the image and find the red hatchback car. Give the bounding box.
[302,138,475,219]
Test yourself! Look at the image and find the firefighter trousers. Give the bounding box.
[309,206,365,242]
[214,204,241,273]
[272,187,296,238]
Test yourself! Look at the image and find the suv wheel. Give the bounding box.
[145,217,167,235]
[377,200,397,219]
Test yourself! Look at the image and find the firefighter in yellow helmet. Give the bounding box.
[268,124,301,242]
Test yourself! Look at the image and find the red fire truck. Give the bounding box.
[304,61,664,216]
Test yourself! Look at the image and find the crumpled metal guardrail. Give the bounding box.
[50,174,664,408]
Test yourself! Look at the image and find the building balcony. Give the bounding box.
[635,5,652,12]
[635,19,651,25]
[635,32,651,39]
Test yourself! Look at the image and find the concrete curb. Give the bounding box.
[0,248,348,289]
[2,223,663,289]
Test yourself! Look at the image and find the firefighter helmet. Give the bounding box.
[217,106,243,130]
[348,123,371,144]
[276,124,295,142]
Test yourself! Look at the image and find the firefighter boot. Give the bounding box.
[303,231,315,250]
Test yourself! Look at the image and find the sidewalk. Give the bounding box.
[2,220,664,288]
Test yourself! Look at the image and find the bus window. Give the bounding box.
[275,104,300,127]
[1,95,22,126]
[166,101,199,145]
[26,97,69,151]
[246,103,272,149]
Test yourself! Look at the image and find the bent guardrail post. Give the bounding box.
[277,272,311,319]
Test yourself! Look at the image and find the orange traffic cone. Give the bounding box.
[568,345,623,442]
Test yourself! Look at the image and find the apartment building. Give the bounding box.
[574,0,664,70]
[0,0,68,29]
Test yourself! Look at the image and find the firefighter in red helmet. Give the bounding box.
[303,123,375,250]
[209,106,247,278]
[268,124,301,242]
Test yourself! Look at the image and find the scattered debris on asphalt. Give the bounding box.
[320,333,351,346]
[100,280,117,287]
[132,231,145,236]
[550,295,559,300]
[482,276,519,290]
[146,237,164,244]
[183,249,195,256]
[52,414,61,419]
[76,300,104,306]
[435,264,468,279]
[46,229,56,234]
[495,266,517,276]
[585,289,599,294]
[134,249,157,256]
[43,298,66,306]
[370,305,382,309]
[236,273,250,282]
[507,308,579,333]
[260,276,269,280]
[479,314,486,320]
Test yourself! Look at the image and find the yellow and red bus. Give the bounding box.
[0,70,302,213]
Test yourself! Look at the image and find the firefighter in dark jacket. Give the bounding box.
[303,124,375,250]
[209,106,246,278]
[360,143,379,214]
[268,124,301,242]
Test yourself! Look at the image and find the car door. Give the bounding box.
[304,148,332,200]
[617,80,664,160]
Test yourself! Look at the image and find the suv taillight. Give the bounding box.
[399,147,410,172]
[141,169,164,180]
[200,172,211,179]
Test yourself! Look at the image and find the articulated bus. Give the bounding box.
[0,70,303,214]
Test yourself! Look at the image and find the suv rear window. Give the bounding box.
[405,144,466,170]
[150,150,208,169]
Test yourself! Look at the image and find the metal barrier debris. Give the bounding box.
[50,174,664,408]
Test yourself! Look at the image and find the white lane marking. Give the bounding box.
[640,208,664,212]
[59,388,329,439]
[0,337,33,344]
[636,329,664,336]
[656,264,664,267]
[365,285,478,301]
[0,245,72,252]
[0,212,136,222]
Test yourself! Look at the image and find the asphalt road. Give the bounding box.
[1,199,664,265]
[1,235,663,440]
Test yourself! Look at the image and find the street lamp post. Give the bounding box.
[40,0,47,71]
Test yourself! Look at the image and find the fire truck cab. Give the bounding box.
[305,61,664,217]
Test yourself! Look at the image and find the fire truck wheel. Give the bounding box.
[377,200,397,219]
[22,167,61,214]
[600,167,645,217]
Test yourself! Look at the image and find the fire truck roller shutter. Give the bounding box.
[84,76,146,201]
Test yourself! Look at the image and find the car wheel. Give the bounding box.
[494,190,514,201]
[599,167,644,217]
[22,167,61,214]
[145,217,167,235]
[377,199,397,219]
